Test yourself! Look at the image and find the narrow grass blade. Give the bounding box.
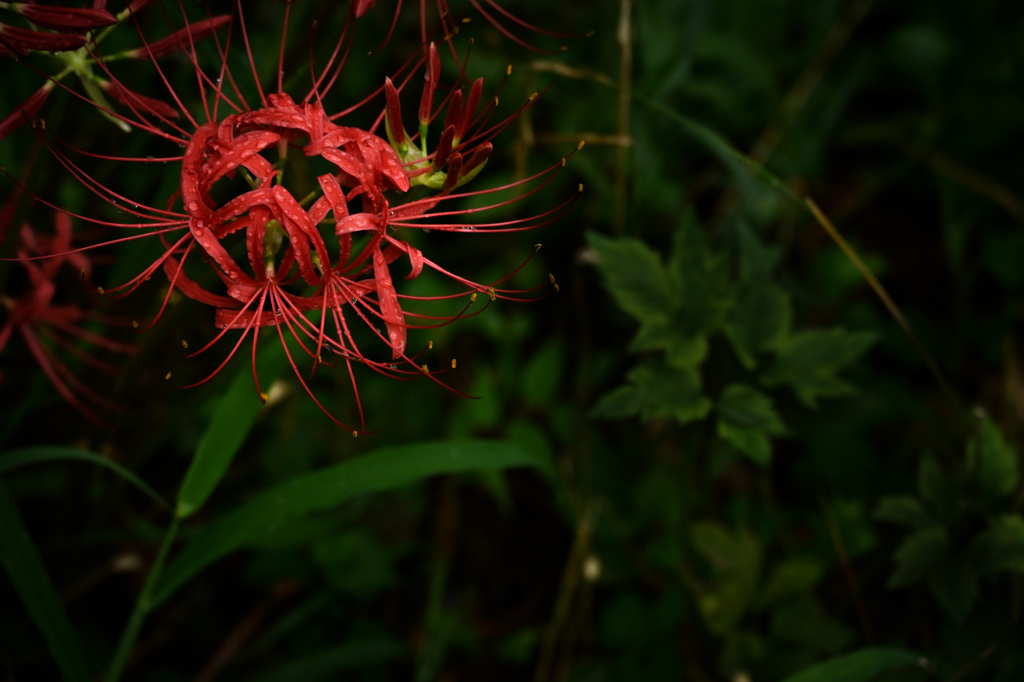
[0,480,90,682]
[781,647,920,682]
[153,440,552,606]
[0,446,165,508]
[176,341,287,519]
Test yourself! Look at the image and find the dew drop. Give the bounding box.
[188,201,200,211]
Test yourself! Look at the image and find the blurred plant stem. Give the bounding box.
[106,516,180,682]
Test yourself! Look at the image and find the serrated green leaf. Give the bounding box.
[888,525,948,588]
[726,282,792,369]
[874,496,931,529]
[667,213,736,337]
[715,383,785,465]
[780,647,919,682]
[968,415,1019,504]
[630,318,708,369]
[0,446,165,508]
[590,360,712,425]
[927,558,977,624]
[176,341,288,518]
[725,223,791,368]
[770,598,854,654]
[759,558,823,608]
[971,514,1024,574]
[587,232,675,323]
[691,522,761,583]
[153,440,551,606]
[691,522,762,635]
[762,328,875,407]
[0,481,90,682]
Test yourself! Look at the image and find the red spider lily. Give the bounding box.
[13,0,580,431]
[0,206,135,425]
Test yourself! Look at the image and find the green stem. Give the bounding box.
[105,516,181,682]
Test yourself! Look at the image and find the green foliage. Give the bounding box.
[761,329,877,408]
[589,215,871,465]
[154,440,552,605]
[2,0,1022,679]
[176,341,288,518]
[0,482,90,682]
[780,647,921,682]
[877,414,1023,625]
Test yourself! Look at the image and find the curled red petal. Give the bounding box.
[0,22,87,54]
[373,248,406,358]
[0,81,53,141]
[419,42,441,125]
[353,0,377,18]
[102,81,180,119]
[16,4,117,31]
[130,15,231,59]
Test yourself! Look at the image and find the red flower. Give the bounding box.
[18,1,580,431]
[0,204,134,425]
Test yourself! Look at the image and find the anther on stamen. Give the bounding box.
[534,244,543,251]
[578,140,585,150]
[352,430,359,438]
[132,320,139,329]
[507,65,512,76]
[554,283,561,292]
[470,292,478,303]
[182,340,188,349]
[451,358,457,369]
[487,287,496,302]
[165,372,172,380]
[548,273,556,284]
[428,339,434,349]
[259,392,269,404]
[421,364,429,373]
[97,286,105,294]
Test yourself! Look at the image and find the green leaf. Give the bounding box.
[725,223,792,368]
[0,481,90,682]
[887,525,948,588]
[247,636,404,682]
[758,558,824,608]
[590,359,712,425]
[667,212,736,340]
[971,514,1024,574]
[874,496,931,529]
[927,558,977,624]
[715,383,785,465]
[762,328,875,407]
[153,440,552,606]
[587,232,675,323]
[967,414,1019,504]
[0,446,165,507]
[176,341,288,518]
[780,647,920,682]
[691,522,762,635]
[726,282,791,369]
[770,598,854,654]
[630,318,708,370]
